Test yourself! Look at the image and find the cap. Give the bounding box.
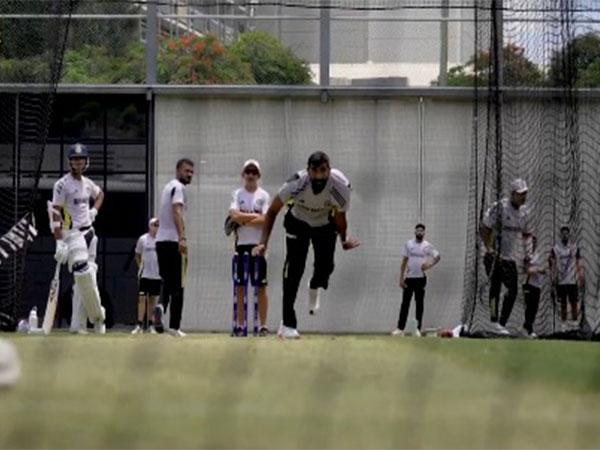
[510,178,528,194]
[242,159,261,174]
[148,217,159,228]
[68,143,89,159]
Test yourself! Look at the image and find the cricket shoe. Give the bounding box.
[258,326,269,337]
[70,328,89,335]
[153,304,165,334]
[413,328,422,338]
[131,325,143,335]
[232,326,246,337]
[94,307,106,335]
[391,328,404,337]
[523,328,538,339]
[149,325,157,334]
[277,322,300,339]
[493,322,510,336]
[308,284,321,315]
[168,329,187,338]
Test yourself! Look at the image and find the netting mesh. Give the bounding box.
[2,0,600,337]
[0,0,76,325]
[461,0,600,339]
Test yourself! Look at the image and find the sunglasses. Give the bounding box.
[244,169,259,176]
[150,222,159,227]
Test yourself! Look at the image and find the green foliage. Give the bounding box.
[548,32,600,88]
[62,43,145,84]
[0,54,50,83]
[158,34,254,85]
[446,43,544,87]
[0,1,53,59]
[230,31,312,85]
[66,2,140,57]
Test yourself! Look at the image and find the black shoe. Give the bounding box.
[153,304,164,334]
[232,326,245,337]
[258,326,269,337]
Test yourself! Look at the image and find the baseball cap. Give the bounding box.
[242,159,261,174]
[148,217,159,228]
[510,178,528,194]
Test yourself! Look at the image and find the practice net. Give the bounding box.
[462,0,600,339]
[0,0,77,329]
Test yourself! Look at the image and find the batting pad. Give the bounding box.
[74,266,103,322]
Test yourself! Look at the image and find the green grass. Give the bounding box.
[1,333,600,449]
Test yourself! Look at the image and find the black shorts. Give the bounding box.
[556,284,578,304]
[234,245,267,287]
[139,278,162,296]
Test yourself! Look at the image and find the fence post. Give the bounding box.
[146,0,158,84]
[319,0,331,86]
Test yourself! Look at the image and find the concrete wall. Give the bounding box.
[155,94,472,332]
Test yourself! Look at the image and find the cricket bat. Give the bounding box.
[42,263,61,335]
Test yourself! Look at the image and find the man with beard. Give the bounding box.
[153,158,194,337]
[391,224,441,337]
[253,151,360,339]
[480,178,533,336]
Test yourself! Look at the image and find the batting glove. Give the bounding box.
[89,207,98,224]
[54,240,68,264]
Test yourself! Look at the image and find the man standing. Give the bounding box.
[549,225,584,329]
[522,235,545,338]
[229,159,270,337]
[391,223,441,337]
[480,178,533,335]
[132,217,161,334]
[153,158,194,337]
[51,143,105,334]
[253,151,360,339]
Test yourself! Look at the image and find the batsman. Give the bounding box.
[50,143,106,334]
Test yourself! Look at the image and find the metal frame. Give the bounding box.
[3,84,600,99]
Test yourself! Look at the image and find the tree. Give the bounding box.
[230,31,312,85]
[446,43,543,87]
[548,32,600,88]
[62,43,145,84]
[0,1,56,59]
[158,34,254,85]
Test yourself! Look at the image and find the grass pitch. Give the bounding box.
[1,333,600,449]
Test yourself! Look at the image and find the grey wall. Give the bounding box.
[155,95,472,332]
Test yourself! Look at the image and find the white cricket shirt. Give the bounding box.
[277,168,351,227]
[402,238,440,278]
[52,173,101,229]
[135,233,161,280]
[156,179,187,243]
[229,187,270,246]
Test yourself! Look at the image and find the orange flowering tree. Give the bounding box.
[158,34,255,84]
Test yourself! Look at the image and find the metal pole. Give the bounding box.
[494,0,504,87]
[438,0,450,86]
[319,1,331,86]
[146,0,158,85]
